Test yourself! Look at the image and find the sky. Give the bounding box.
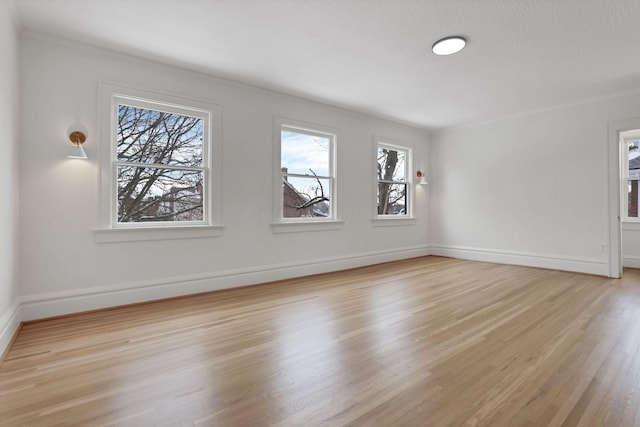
[281,130,330,177]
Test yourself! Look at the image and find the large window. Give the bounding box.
[115,99,208,224]
[277,122,336,221]
[622,136,640,221]
[98,83,222,241]
[377,143,410,216]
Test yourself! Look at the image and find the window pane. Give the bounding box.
[282,176,330,218]
[629,180,640,218]
[630,140,640,180]
[117,104,203,167]
[281,129,330,176]
[377,148,406,182]
[378,182,407,215]
[117,166,203,222]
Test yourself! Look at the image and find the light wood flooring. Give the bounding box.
[2,256,640,426]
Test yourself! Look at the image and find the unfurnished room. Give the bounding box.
[2,1,640,426]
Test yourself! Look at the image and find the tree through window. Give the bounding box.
[279,125,335,219]
[377,143,410,216]
[115,98,209,224]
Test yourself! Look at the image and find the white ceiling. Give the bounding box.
[11,0,640,130]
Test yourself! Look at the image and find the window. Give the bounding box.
[622,136,640,221]
[115,99,207,224]
[97,83,222,241]
[376,142,411,216]
[275,119,336,222]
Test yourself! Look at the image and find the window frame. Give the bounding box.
[374,140,414,223]
[272,116,341,232]
[96,82,223,242]
[621,135,640,223]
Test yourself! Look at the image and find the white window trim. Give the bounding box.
[94,225,224,243]
[374,138,415,223]
[621,135,640,223]
[272,116,342,232]
[371,217,417,227]
[96,81,223,242]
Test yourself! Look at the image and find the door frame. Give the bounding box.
[608,117,640,278]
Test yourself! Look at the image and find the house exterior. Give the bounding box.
[282,178,315,218]
[119,182,203,222]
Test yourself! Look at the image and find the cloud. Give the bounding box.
[281,130,330,176]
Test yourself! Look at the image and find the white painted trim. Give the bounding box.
[430,244,608,276]
[97,81,224,234]
[371,217,417,227]
[608,117,640,278]
[0,298,21,357]
[373,137,415,218]
[19,245,430,322]
[270,220,344,234]
[623,255,640,269]
[273,115,340,224]
[94,225,224,243]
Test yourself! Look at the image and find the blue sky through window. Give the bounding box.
[281,130,329,176]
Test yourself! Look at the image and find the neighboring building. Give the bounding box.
[119,182,203,222]
[282,179,315,218]
[162,183,203,222]
[281,167,326,218]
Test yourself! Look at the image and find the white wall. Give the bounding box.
[430,91,640,276]
[0,0,21,353]
[17,34,430,321]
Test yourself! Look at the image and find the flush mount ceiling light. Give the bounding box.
[432,36,466,56]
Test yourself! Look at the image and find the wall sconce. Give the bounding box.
[66,131,88,159]
[416,170,428,185]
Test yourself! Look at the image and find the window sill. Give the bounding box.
[371,217,417,227]
[271,220,344,234]
[93,225,224,243]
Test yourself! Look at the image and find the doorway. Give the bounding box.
[619,129,640,276]
[608,119,640,278]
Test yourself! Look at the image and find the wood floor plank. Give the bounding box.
[1,256,640,426]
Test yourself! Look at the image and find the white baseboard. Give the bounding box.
[623,255,640,269]
[19,245,430,323]
[2,243,611,357]
[429,244,608,276]
[0,298,21,358]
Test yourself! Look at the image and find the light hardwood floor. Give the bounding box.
[2,256,640,426]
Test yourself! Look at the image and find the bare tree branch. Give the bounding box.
[285,169,330,213]
[117,105,204,222]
